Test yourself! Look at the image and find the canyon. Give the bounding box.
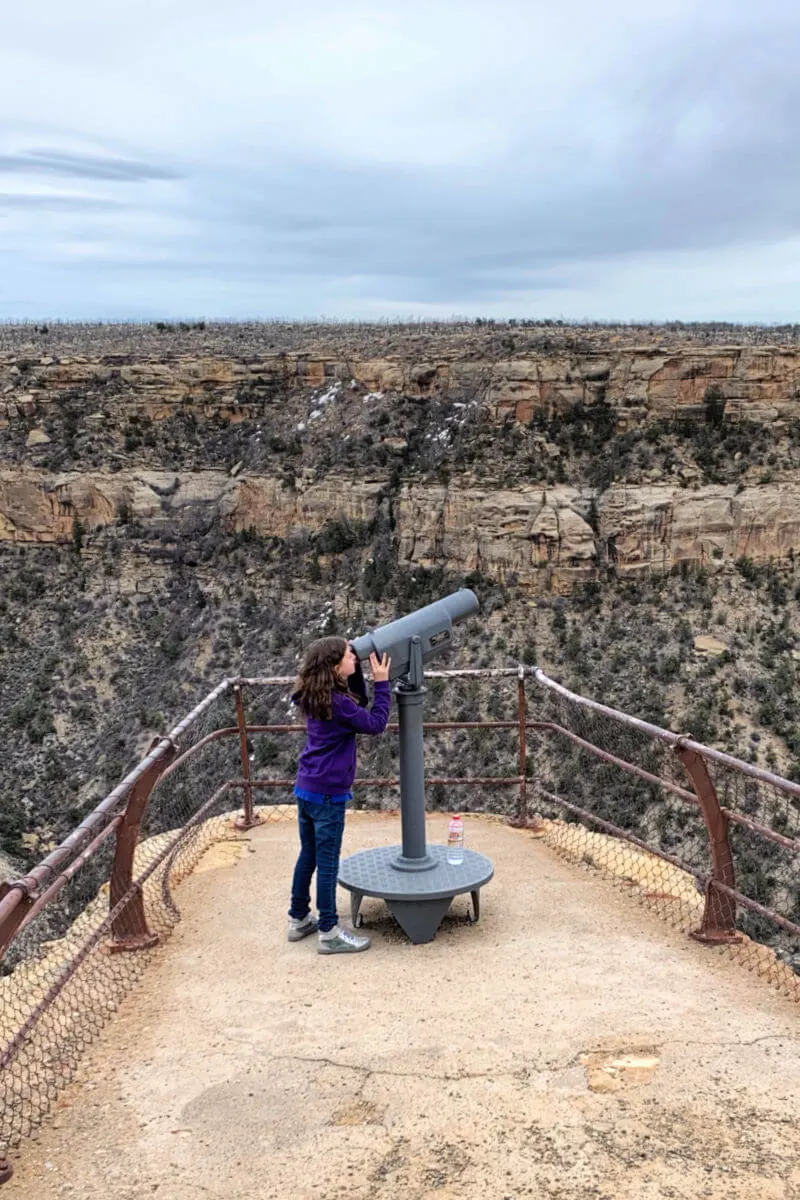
[1,324,799,913]
[2,330,800,590]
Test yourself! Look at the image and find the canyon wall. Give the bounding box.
[2,338,799,591]
[2,467,798,590]
[2,345,800,428]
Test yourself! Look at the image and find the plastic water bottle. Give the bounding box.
[447,814,464,865]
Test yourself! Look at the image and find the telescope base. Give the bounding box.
[392,852,438,872]
[338,844,494,945]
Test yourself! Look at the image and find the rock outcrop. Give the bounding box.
[398,480,800,587]
[2,329,799,592]
[2,346,799,428]
[0,470,386,544]
[2,468,798,590]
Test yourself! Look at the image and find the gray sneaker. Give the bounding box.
[317,925,371,954]
[287,914,318,942]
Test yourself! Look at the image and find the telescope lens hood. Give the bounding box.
[349,589,479,683]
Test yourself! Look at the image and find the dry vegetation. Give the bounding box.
[3,316,800,360]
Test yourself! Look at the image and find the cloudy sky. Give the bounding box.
[2,0,799,322]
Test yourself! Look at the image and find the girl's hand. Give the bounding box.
[369,651,391,682]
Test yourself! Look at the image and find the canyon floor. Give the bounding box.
[5,813,799,1200]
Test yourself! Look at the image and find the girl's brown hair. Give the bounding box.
[293,636,349,720]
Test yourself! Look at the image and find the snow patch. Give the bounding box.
[314,384,341,408]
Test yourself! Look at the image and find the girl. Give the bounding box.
[287,636,391,954]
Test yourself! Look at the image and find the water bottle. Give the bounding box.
[447,814,464,865]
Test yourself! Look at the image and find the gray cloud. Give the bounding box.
[0,149,181,181]
[159,13,800,310]
[0,192,126,211]
[1,0,799,319]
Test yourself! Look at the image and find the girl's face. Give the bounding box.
[336,644,357,680]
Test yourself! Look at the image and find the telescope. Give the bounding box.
[338,588,494,944]
[350,589,479,686]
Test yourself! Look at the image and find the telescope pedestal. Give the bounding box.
[338,844,494,944]
[338,664,494,944]
[392,683,435,871]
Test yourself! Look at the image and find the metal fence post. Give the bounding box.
[517,665,528,822]
[108,740,177,953]
[507,666,541,831]
[674,740,742,945]
[234,685,261,831]
[0,886,35,963]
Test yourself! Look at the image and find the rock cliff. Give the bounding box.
[3,325,800,914]
[2,466,799,591]
[2,344,800,427]
[2,329,800,592]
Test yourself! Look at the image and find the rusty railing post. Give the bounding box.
[674,739,742,945]
[508,665,542,831]
[0,884,36,966]
[108,739,177,953]
[517,665,528,822]
[234,685,261,831]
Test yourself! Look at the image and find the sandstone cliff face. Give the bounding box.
[397,481,800,587]
[3,467,798,591]
[0,470,386,544]
[2,346,799,428]
[597,484,800,573]
[3,333,800,591]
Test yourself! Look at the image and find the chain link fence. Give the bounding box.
[529,668,800,1001]
[0,680,238,1167]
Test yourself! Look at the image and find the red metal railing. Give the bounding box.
[2,664,798,968]
[1,665,799,1182]
[0,678,230,961]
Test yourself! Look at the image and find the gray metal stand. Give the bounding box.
[341,844,494,943]
[393,683,435,871]
[338,637,495,944]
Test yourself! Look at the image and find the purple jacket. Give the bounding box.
[295,681,392,795]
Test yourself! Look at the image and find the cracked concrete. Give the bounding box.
[5,813,800,1200]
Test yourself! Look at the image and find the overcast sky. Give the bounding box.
[2,0,799,322]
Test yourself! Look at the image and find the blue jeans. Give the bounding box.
[289,798,347,933]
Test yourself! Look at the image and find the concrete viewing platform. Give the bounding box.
[5,813,800,1200]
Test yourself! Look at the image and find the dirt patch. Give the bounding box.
[694,634,729,656]
[193,838,249,873]
[330,1099,386,1127]
[580,1043,661,1093]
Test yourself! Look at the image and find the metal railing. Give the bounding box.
[0,665,798,1183]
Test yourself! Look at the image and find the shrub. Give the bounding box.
[316,519,358,554]
[703,384,727,427]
